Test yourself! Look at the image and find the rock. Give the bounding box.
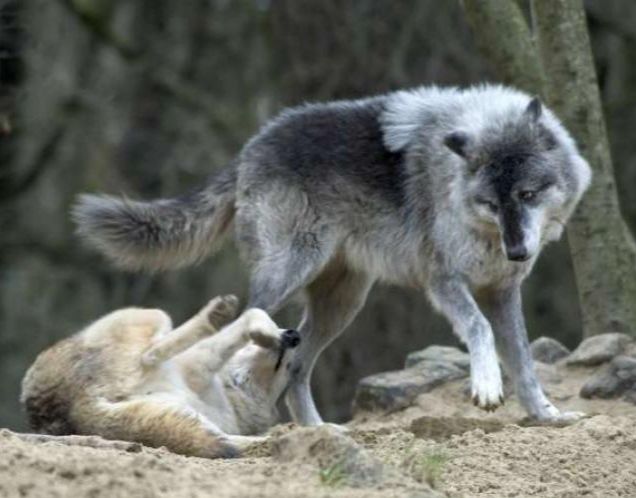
[566,333,633,367]
[580,355,636,401]
[409,416,505,442]
[405,345,470,370]
[530,337,570,364]
[353,361,467,413]
[270,425,386,487]
[534,361,564,385]
[270,426,443,496]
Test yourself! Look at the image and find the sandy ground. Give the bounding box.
[1,362,635,498]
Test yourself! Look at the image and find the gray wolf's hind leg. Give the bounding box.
[285,262,373,426]
[142,295,239,367]
[247,238,335,313]
[479,287,584,423]
[246,234,368,426]
[427,276,504,411]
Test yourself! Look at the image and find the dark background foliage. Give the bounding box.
[1,0,634,430]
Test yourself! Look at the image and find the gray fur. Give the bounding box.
[72,168,236,270]
[74,84,592,423]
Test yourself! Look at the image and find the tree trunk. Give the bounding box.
[462,0,544,94]
[533,0,636,337]
[462,0,636,338]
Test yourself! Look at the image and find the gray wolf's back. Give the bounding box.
[241,97,406,206]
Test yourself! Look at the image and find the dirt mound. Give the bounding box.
[440,415,636,497]
[0,427,439,498]
[3,357,636,498]
[409,416,505,441]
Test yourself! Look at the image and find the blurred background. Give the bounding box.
[1,0,635,430]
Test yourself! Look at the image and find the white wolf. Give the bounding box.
[21,295,300,457]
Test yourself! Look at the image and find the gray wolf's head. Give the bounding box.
[444,97,591,262]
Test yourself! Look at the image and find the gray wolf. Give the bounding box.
[73,84,592,424]
[21,295,301,457]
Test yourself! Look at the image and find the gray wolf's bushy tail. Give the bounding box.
[72,168,237,271]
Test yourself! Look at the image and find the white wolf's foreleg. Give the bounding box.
[174,308,282,374]
[480,286,584,423]
[427,276,504,411]
[141,295,239,367]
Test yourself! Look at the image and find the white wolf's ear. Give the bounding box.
[524,97,542,123]
[443,131,472,159]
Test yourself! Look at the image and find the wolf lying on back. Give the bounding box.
[74,84,591,424]
[21,296,300,457]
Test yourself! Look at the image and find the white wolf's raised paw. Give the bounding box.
[243,308,281,349]
[471,364,504,412]
[204,295,240,328]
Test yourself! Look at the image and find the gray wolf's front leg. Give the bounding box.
[480,286,584,423]
[428,276,504,411]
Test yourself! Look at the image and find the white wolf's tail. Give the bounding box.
[72,168,237,271]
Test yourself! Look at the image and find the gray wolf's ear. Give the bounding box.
[443,131,471,159]
[525,97,542,122]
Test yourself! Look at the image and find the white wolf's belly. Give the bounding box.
[135,361,241,435]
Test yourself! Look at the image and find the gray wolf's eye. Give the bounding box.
[475,197,498,213]
[519,190,536,202]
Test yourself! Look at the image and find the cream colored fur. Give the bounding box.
[21,295,296,458]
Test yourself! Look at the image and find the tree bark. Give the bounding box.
[533,0,636,337]
[462,0,545,94]
[462,0,636,337]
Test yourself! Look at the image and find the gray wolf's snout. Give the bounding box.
[506,244,530,262]
[281,329,300,349]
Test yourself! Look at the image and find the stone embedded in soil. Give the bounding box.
[531,337,570,364]
[409,416,505,441]
[353,361,467,413]
[580,355,636,402]
[270,425,386,488]
[566,333,633,367]
[405,345,470,370]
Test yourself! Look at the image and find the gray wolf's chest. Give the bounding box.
[342,214,527,289]
[432,220,529,288]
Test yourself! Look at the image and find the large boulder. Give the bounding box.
[566,333,633,367]
[580,355,636,403]
[405,345,470,370]
[530,336,570,364]
[353,360,467,413]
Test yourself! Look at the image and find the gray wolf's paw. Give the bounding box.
[321,422,349,433]
[530,409,587,427]
[205,295,240,329]
[471,362,504,412]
